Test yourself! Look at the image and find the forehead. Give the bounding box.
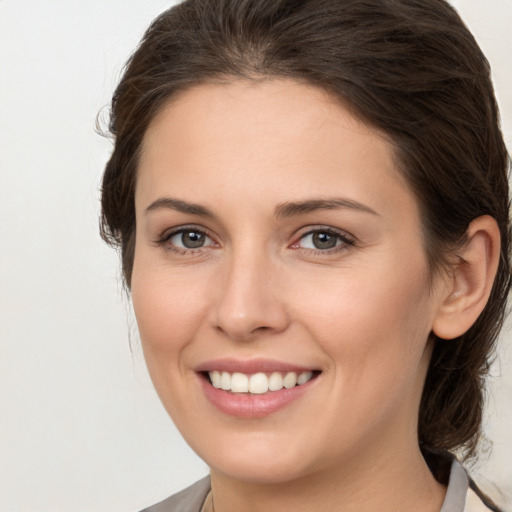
[144,78,384,152]
[137,78,415,220]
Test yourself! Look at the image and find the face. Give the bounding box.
[132,79,448,485]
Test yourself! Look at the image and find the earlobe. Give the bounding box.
[432,215,501,340]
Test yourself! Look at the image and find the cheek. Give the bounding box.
[130,259,216,423]
[130,254,212,364]
[292,273,433,452]
[290,255,433,385]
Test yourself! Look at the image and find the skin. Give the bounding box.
[131,78,468,511]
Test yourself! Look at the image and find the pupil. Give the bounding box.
[312,232,337,249]
[182,231,205,248]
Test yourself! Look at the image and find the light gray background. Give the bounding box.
[0,1,510,511]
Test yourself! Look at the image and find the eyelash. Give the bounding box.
[155,226,217,254]
[291,227,355,254]
[155,226,355,255]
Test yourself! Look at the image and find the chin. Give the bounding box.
[209,457,312,485]
[185,429,323,485]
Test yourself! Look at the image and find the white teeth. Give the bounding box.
[231,372,249,393]
[249,373,269,394]
[283,371,298,389]
[297,371,314,385]
[210,370,221,388]
[220,371,231,391]
[208,370,315,394]
[268,372,283,391]
[297,371,313,385]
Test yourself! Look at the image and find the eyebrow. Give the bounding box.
[144,196,379,219]
[145,197,215,217]
[274,198,379,218]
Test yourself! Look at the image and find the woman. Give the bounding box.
[100,0,510,510]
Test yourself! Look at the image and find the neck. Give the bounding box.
[209,441,446,512]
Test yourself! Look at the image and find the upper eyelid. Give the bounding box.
[289,227,356,254]
[155,224,355,247]
[160,224,212,240]
[154,226,218,256]
[154,225,218,251]
[294,225,355,241]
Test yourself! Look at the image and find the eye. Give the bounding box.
[161,228,216,250]
[293,228,354,251]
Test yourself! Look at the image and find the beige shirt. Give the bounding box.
[140,459,498,512]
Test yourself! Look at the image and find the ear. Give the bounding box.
[432,215,501,340]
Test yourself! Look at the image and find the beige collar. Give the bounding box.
[200,490,214,512]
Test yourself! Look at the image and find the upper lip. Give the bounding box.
[194,358,319,375]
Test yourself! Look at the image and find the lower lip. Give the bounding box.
[199,375,318,418]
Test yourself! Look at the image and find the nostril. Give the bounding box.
[252,325,271,333]
[214,322,276,340]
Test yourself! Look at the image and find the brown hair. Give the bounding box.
[101,0,511,463]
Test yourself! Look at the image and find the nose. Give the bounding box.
[212,249,290,341]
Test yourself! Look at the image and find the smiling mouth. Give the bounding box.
[205,370,321,394]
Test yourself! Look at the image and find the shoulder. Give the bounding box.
[139,476,211,512]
